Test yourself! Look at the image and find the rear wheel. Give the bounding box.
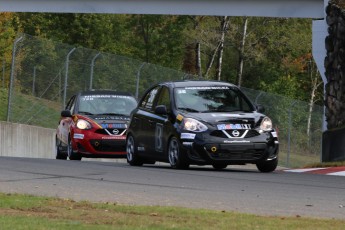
[256,158,278,173]
[126,135,143,166]
[168,137,189,169]
[67,137,82,161]
[212,163,227,170]
[55,137,67,160]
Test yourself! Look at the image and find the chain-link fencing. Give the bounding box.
[5,33,323,168]
[243,88,323,168]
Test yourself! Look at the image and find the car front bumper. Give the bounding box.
[180,130,279,165]
[72,131,127,157]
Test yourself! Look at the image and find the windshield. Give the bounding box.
[174,86,254,113]
[78,94,137,116]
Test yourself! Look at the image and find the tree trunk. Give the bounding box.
[196,42,202,78]
[307,60,322,138]
[216,16,230,81]
[205,42,221,78]
[139,16,150,63]
[236,17,248,87]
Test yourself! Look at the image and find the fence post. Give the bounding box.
[90,52,101,90]
[62,47,76,109]
[135,63,146,99]
[287,101,297,168]
[7,36,24,122]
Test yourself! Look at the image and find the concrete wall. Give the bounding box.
[0,121,56,159]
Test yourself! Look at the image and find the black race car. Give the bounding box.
[126,80,279,172]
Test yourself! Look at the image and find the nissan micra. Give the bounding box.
[126,80,279,172]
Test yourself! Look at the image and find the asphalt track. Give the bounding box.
[0,156,344,220]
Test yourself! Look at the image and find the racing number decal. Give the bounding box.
[155,123,163,152]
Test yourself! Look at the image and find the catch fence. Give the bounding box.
[3,34,324,168]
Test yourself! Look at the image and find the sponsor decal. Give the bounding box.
[181,133,196,139]
[95,117,129,121]
[101,136,126,140]
[223,140,250,143]
[176,114,184,122]
[217,124,251,130]
[100,123,127,129]
[73,133,84,139]
[184,86,229,90]
[177,89,187,94]
[81,95,133,100]
[182,142,193,146]
[211,114,243,117]
[138,146,145,151]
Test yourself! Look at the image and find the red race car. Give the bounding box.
[55,90,137,160]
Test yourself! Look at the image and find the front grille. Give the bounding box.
[205,143,266,161]
[214,149,265,160]
[210,129,260,138]
[90,139,126,152]
[95,128,126,135]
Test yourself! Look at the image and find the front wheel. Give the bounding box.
[212,163,227,170]
[168,137,189,169]
[67,137,82,161]
[55,137,67,160]
[256,158,278,173]
[126,135,143,166]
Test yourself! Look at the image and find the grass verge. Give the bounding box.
[0,193,344,230]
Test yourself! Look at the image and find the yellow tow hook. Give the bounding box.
[211,146,217,153]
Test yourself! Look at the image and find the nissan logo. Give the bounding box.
[232,130,240,137]
[112,129,119,135]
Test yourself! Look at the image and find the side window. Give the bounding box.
[139,86,160,111]
[155,86,171,113]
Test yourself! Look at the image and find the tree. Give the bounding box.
[0,12,18,87]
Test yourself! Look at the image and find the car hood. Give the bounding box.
[179,111,264,128]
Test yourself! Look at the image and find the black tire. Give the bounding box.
[168,137,189,169]
[126,135,143,166]
[256,158,278,173]
[212,163,227,170]
[67,136,82,161]
[55,137,67,160]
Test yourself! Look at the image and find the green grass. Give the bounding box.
[0,88,60,128]
[0,193,344,230]
[278,150,320,168]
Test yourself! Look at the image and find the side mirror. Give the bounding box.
[61,110,72,117]
[256,105,265,113]
[155,105,168,115]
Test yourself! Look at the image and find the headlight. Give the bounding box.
[260,117,272,131]
[76,119,92,130]
[182,118,208,132]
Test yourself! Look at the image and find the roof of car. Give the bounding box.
[78,90,134,96]
[160,80,237,88]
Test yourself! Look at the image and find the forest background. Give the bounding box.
[0,12,323,105]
